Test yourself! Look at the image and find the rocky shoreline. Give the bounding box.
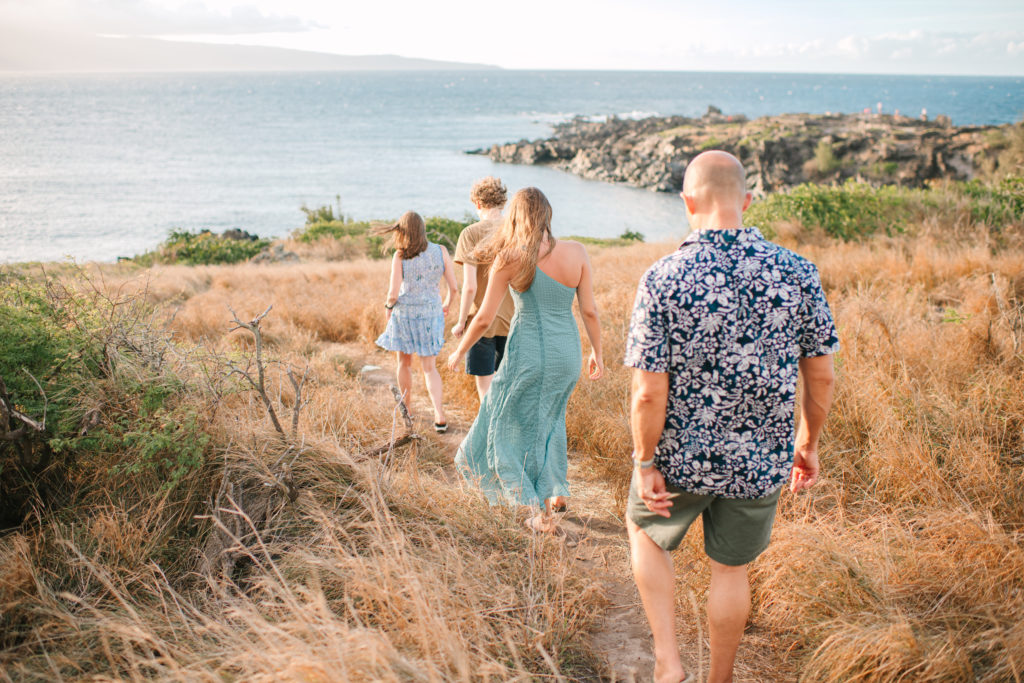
[469,107,1014,194]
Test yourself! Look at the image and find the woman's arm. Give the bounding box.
[575,246,604,380]
[446,259,515,371]
[440,246,459,316]
[385,252,402,321]
[452,262,478,337]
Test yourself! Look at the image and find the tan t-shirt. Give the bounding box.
[454,218,515,337]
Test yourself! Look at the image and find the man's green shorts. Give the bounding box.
[627,473,783,566]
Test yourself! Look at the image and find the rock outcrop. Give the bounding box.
[470,107,1011,194]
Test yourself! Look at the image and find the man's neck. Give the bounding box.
[479,208,502,221]
[689,210,745,231]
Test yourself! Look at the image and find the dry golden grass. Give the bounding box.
[4,212,1024,681]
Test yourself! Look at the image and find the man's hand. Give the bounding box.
[790,443,819,493]
[635,466,673,518]
[451,321,465,338]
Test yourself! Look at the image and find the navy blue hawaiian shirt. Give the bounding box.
[624,227,840,499]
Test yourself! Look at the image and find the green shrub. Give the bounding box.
[957,176,1024,228]
[134,230,270,266]
[746,177,1023,241]
[300,195,346,225]
[746,180,925,240]
[1,272,214,526]
[291,216,472,257]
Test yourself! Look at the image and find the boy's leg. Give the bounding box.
[627,519,686,683]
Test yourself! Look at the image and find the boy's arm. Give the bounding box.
[453,263,477,337]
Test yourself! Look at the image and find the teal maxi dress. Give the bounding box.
[455,268,582,508]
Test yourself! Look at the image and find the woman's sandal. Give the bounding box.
[434,422,448,434]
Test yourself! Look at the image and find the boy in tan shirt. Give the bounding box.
[452,177,516,399]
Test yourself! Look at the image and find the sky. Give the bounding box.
[2,0,1023,74]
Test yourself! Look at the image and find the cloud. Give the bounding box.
[0,0,319,36]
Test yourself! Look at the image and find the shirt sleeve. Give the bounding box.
[624,267,670,373]
[798,264,840,358]
[454,227,476,266]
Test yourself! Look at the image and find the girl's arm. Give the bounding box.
[440,246,459,316]
[575,246,604,380]
[447,259,515,371]
[385,252,402,320]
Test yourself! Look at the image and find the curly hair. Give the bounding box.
[469,176,508,209]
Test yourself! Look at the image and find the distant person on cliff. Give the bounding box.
[374,211,459,433]
[447,187,604,533]
[624,151,839,683]
[452,177,516,400]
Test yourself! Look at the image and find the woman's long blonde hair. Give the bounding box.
[472,187,554,291]
[372,211,428,259]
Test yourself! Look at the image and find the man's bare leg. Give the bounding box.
[474,373,493,400]
[707,559,750,683]
[627,519,686,683]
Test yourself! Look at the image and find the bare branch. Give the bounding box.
[225,306,285,436]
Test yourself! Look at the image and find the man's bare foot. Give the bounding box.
[653,662,690,683]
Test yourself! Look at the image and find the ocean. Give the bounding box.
[1,70,1022,263]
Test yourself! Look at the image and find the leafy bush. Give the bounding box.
[292,215,472,257]
[746,180,926,240]
[135,230,270,266]
[300,195,346,225]
[746,177,1023,241]
[957,176,1024,228]
[1,272,214,526]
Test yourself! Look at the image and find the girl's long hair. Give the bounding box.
[373,211,428,259]
[472,187,554,292]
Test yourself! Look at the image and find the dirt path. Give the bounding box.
[328,341,661,682]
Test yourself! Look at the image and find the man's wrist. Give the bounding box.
[632,452,655,469]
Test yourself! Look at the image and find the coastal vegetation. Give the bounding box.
[2,170,1023,680]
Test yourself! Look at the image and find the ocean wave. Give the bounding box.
[521,110,662,125]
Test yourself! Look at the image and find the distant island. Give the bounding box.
[471,106,1021,194]
[0,29,499,72]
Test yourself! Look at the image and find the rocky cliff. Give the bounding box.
[470,107,1013,194]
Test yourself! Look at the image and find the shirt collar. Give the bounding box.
[681,226,764,248]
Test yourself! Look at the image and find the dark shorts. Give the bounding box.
[627,472,783,566]
[465,335,506,376]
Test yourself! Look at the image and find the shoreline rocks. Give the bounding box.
[469,107,1014,194]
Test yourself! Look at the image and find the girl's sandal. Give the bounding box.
[434,422,448,434]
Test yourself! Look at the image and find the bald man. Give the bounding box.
[624,151,839,683]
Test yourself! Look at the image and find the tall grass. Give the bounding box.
[3,178,1023,680]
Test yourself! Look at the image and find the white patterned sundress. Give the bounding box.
[375,242,446,356]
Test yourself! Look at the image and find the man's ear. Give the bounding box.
[682,193,698,216]
[741,192,752,212]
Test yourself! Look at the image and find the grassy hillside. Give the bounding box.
[2,178,1023,681]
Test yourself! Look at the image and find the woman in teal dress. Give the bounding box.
[446,187,604,533]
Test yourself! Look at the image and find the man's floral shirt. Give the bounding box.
[625,227,839,499]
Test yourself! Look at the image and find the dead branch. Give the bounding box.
[0,371,48,440]
[226,305,285,436]
[285,364,310,435]
[390,384,414,432]
[356,384,419,461]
